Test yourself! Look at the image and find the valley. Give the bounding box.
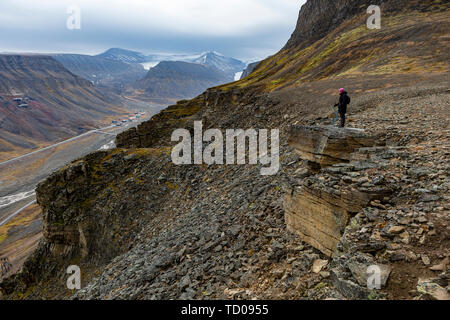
[0,47,246,278]
[0,54,128,160]
[0,50,247,159]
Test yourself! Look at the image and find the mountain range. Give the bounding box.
[0,49,246,157]
[52,53,147,93]
[98,48,246,76]
[55,49,246,100]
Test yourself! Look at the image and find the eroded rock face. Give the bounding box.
[285,175,389,257]
[284,125,391,257]
[0,149,179,298]
[288,125,379,169]
[35,151,149,260]
[284,0,415,50]
[285,186,351,257]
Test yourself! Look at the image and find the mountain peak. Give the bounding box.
[284,0,427,50]
[191,51,245,75]
[201,51,224,57]
[101,48,142,55]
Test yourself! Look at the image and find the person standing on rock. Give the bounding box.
[334,88,350,127]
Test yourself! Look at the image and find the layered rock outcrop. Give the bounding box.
[285,180,389,257]
[37,151,144,259]
[288,125,379,169]
[284,126,390,256]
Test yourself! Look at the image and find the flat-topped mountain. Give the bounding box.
[96,48,150,64]
[53,54,146,92]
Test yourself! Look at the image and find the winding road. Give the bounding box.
[0,125,116,167]
[0,112,157,225]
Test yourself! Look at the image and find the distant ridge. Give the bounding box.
[96,48,150,64]
[130,60,231,103]
[53,53,146,92]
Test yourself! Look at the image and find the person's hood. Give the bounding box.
[340,91,348,95]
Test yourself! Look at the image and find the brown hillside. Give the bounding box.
[0,55,126,160]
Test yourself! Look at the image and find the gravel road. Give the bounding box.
[0,102,165,222]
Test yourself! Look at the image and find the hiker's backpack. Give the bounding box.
[346,95,351,105]
[345,95,351,104]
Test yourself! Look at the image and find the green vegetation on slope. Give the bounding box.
[220,4,449,93]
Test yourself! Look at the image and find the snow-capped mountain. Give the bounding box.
[190,51,246,76]
[137,51,246,78]
[94,48,247,92]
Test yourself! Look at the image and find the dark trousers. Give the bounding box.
[339,112,346,127]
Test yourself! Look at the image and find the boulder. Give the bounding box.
[417,278,450,300]
[312,259,329,273]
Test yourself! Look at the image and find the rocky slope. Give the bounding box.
[231,0,449,93]
[240,61,260,79]
[0,55,125,158]
[1,0,448,300]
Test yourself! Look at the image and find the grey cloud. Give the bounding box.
[0,0,305,60]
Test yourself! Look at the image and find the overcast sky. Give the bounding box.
[0,0,306,61]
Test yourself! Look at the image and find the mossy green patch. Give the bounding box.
[163,102,202,118]
[314,282,328,290]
